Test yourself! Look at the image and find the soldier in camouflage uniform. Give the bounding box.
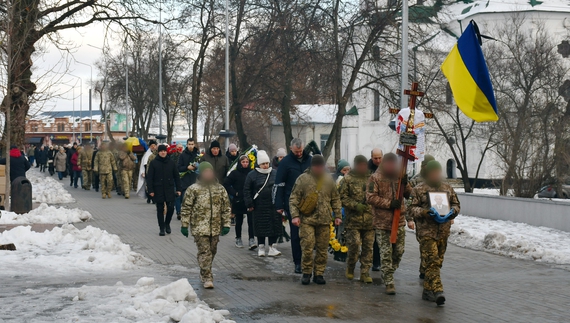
[339,155,374,283]
[78,143,94,190]
[366,153,412,295]
[408,154,435,279]
[289,155,342,286]
[409,160,460,306]
[180,162,231,289]
[93,142,117,199]
[118,143,136,199]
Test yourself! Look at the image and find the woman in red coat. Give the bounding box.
[70,146,84,189]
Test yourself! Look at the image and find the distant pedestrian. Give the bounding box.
[70,146,83,188]
[66,142,78,187]
[147,144,181,236]
[36,146,47,172]
[137,140,158,201]
[176,138,200,219]
[180,162,231,289]
[366,152,412,295]
[54,147,68,180]
[27,145,36,167]
[78,143,94,190]
[271,148,287,169]
[223,155,254,249]
[118,143,136,199]
[226,143,239,165]
[200,140,229,183]
[274,138,312,274]
[0,146,31,182]
[91,147,99,191]
[47,146,57,176]
[244,150,282,257]
[409,160,460,306]
[289,155,342,285]
[93,142,117,199]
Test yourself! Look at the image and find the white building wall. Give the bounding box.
[269,123,336,167]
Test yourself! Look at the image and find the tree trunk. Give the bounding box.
[280,72,294,148]
[233,104,249,148]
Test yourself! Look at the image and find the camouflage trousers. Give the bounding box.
[376,227,406,286]
[120,170,133,197]
[82,170,92,190]
[299,223,330,276]
[194,235,220,282]
[419,236,447,292]
[99,173,113,197]
[346,229,375,273]
[415,221,426,275]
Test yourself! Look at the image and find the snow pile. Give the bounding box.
[450,215,570,265]
[27,168,75,204]
[0,224,151,276]
[0,202,91,224]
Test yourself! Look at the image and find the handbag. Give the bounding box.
[253,173,271,200]
[298,177,323,215]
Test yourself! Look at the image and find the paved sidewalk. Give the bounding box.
[63,181,570,323]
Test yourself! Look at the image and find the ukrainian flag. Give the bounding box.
[441,22,498,122]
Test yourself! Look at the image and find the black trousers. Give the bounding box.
[156,201,174,231]
[286,207,302,265]
[235,212,254,239]
[258,236,277,246]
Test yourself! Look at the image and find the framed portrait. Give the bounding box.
[428,192,450,215]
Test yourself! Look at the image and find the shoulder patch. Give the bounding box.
[368,182,375,193]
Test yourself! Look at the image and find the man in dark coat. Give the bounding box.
[36,146,48,172]
[176,138,200,219]
[368,147,383,271]
[274,138,312,274]
[200,140,229,183]
[147,144,182,236]
[224,155,254,249]
[0,146,31,182]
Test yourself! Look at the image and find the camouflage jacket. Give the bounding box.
[339,171,373,230]
[409,173,425,188]
[93,150,117,175]
[118,151,136,171]
[409,182,460,240]
[181,181,232,237]
[78,149,93,171]
[289,170,342,226]
[146,152,157,173]
[366,169,413,231]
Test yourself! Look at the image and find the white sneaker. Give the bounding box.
[258,244,265,257]
[267,245,281,257]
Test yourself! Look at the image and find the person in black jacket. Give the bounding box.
[176,138,200,219]
[36,146,48,172]
[0,146,31,182]
[91,147,99,191]
[66,143,78,186]
[244,150,282,257]
[147,144,182,236]
[47,146,57,176]
[224,155,255,249]
[226,143,239,166]
[274,138,312,274]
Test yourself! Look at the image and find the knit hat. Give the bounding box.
[353,155,368,165]
[157,144,168,152]
[210,140,221,149]
[148,140,157,146]
[425,160,442,173]
[421,154,435,168]
[257,150,270,165]
[337,159,350,173]
[198,161,213,173]
[276,148,287,157]
[229,143,238,152]
[311,154,326,167]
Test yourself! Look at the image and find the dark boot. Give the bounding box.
[313,275,326,285]
[419,273,425,279]
[434,292,446,306]
[294,264,302,274]
[301,274,311,285]
[422,289,435,301]
[159,230,166,236]
[165,223,171,234]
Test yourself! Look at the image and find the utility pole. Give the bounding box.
[400,0,409,111]
[4,0,13,211]
[125,40,130,138]
[156,0,166,142]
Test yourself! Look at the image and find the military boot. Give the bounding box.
[313,275,326,285]
[301,274,311,285]
[385,284,396,295]
[346,268,354,280]
[434,292,446,306]
[422,289,435,302]
[360,272,373,284]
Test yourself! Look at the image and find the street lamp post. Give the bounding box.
[75,60,93,143]
[156,1,166,142]
[69,73,83,143]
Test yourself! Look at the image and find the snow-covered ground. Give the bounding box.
[27,168,75,204]
[0,202,91,224]
[450,215,570,265]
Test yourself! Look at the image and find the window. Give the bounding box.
[31,125,39,132]
[57,123,65,132]
[373,90,380,121]
[84,122,91,132]
[320,134,329,150]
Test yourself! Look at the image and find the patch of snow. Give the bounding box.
[450,215,570,265]
[0,203,91,224]
[27,168,75,204]
[0,224,151,276]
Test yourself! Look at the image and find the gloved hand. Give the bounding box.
[390,199,401,209]
[428,207,440,218]
[181,227,189,237]
[445,210,455,218]
[356,203,367,214]
[434,213,452,224]
[221,227,230,236]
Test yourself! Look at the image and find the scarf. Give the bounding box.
[256,167,272,174]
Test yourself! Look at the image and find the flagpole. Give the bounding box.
[224,0,230,151]
[400,0,409,111]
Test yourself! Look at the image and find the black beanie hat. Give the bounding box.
[157,144,168,152]
[311,154,326,167]
[210,140,221,149]
[148,140,157,146]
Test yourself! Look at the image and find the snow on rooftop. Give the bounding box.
[292,104,337,124]
[443,0,570,22]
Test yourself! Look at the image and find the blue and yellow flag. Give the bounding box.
[441,22,498,122]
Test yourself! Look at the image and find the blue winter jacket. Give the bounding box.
[273,150,312,212]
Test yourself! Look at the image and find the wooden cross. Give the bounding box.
[390,82,424,244]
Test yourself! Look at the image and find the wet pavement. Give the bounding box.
[61,181,570,323]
